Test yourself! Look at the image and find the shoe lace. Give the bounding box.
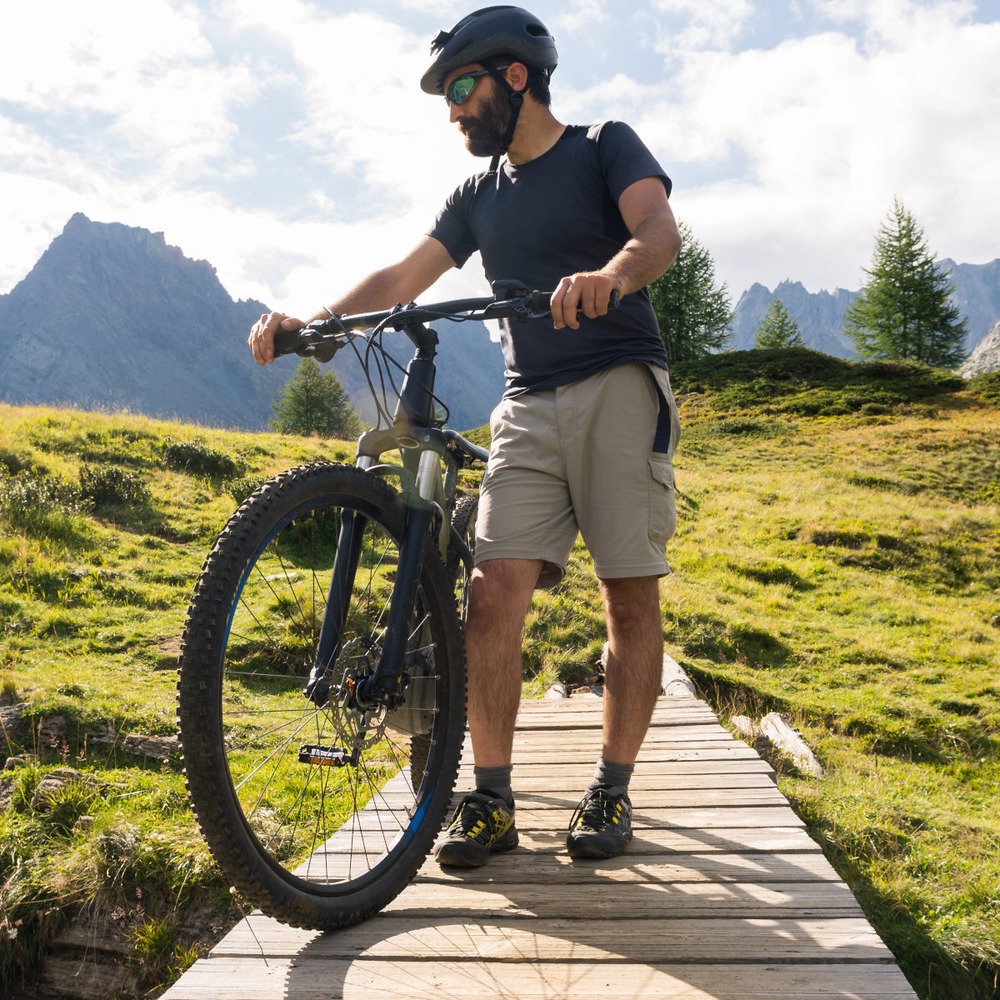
[449,795,502,840]
[571,788,621,832]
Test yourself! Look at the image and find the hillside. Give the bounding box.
[0,214,506,433]
[1,355,999,999]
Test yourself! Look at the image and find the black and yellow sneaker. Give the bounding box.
[566,785,632,859]
[434,791,518,868]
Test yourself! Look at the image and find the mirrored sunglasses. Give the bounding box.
[444,66,508,106]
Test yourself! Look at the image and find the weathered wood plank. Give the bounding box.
[456,768,779,789]
[278,851,843,886]
[380,880,866,920]
[416,851,844,885]
[336,805,806,833]
[213,915,894,963]
[160,959,917,999]
[312,826,818,856]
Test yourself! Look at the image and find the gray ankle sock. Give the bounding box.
[474,764,513,806]
[590,757,634,795]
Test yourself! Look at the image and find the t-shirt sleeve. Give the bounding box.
[593,121,672,201]
[427,179,480,269]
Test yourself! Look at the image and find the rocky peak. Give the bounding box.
[960,319,1000,377]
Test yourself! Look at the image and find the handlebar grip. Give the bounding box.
[529,289,621,315]
[272,327,302,357]
[529,291,551,313]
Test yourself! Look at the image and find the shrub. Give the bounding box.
[969,370,1000,405]
[223,474,271,506]
[0,470,86,527]
[161,439,245,478]
[79,466,152,507]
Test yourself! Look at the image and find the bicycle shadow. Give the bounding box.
[226,785,900,999]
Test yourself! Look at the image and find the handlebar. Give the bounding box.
[273,285,621,359]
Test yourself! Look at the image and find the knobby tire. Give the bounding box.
[177,462,465,930]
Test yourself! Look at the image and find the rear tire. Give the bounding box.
[177,463,465,930]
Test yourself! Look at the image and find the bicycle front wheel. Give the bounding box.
[177,462,465,930]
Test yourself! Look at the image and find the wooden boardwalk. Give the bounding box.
[162,684,917,999]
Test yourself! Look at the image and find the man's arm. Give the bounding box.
[249,236,456,365]
[549,177,682,331]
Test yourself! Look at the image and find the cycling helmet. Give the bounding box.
[420,6,558,95]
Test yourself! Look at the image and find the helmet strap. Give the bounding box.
[484,64,525,173]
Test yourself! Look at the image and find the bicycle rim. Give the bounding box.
[177,463,465,929]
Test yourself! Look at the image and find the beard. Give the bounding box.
[458,84,512,158]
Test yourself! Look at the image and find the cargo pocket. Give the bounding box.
[648,456,677,545]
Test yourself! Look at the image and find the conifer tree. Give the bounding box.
[755,298,804,350]
[844,199,967,368]
[649,222,733,363]
[270,358,365,438]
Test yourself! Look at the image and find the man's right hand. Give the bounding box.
[249,312,304,365]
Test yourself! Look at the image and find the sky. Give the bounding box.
[3,0,999,316]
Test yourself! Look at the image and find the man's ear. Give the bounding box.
[506,61,529,93]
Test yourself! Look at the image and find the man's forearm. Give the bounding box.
[604,215,682,295]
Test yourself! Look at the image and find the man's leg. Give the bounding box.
[464,557,542,766]
[566,573,662,859]
[435,557,540,868]
[599,574,664,763]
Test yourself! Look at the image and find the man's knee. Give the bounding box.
[600,575,661,624]
[467,558,541,625]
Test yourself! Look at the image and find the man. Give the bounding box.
[249,6,682,866]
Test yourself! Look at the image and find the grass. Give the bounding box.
[1,351,999,998]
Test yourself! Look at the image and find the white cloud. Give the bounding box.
[651,0,755,52]
[560,0,1000,293]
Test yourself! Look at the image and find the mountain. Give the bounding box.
[729,259,1000,364]
[0,214,506,432]
[959,319,1000,377]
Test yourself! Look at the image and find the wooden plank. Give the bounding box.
[213,915,894,963]
[380,880,866,920]
[370,785,789,813]
[455,772,780,792]
[456,758,777,777]
[490,746,764,763]
[279,851,842,886]
[416,852,844,885]
[160,959,917,999]
[338,805,805,833]
[312,826,818,856]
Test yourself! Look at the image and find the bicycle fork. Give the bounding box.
[303,450,440,728]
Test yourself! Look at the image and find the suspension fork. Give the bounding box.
[303,448,440,707]
[360,446,441,704]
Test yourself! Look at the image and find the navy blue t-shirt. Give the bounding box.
[428,121,672,395]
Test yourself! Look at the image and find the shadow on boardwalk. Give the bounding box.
[161,696,918,1000]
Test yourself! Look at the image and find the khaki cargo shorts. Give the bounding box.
[476,362,681,588]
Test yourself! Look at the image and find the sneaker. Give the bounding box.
[434,791,518,868]
[566,785,633,859]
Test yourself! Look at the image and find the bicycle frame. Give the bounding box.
[305,308,489,714]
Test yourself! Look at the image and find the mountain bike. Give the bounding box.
[176,282,574,931]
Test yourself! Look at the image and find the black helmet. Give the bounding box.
[420,6,558,95]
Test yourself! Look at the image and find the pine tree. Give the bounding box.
[649,221,733,363]
[270,358,365,438]
[844,198,967,368]
[755,298,804,350]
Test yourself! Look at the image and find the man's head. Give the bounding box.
[420,7,557,98]
[422,8,557,167]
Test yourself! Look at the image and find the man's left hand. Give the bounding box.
[550,272,624,331]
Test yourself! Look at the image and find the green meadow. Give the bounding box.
[1,349,998,998]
